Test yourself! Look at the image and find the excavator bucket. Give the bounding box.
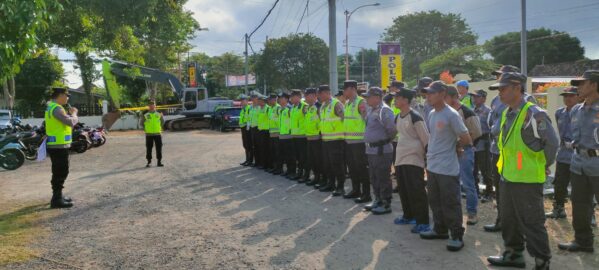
[102,111,121,130]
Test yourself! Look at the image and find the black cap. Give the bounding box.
[50,87,70,98]
[571,70,599,86]
[492,65,520,76]
[305,88,317,95]
[560,86,578,96]
[343,80,358,89]
[423,81,448,93]
[392,88,416,100]
[290,89,303,96]
[363,87,384,97]
[388,80,405,89]
[318,84,331,92]
[489,72,527,90]
[278,92,290,99]
[416,77,434,91]
[335,90,344,97]
[473,89,487,97]
[447,86,459,96]
[268,93,278,99]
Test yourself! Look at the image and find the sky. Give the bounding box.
[60,0,599,87]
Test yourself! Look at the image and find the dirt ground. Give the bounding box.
[1,130,598,270]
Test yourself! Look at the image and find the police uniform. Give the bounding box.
[290,90,308,181]
[318,85,346,193]
[249,97,260,166]
[278,93,294,177]
[141,107,165,166]
[267,94,282,174]
[558,70,599,253]
[256,96,271,169]
[472,90,492,199]
[45,88,78,208]
[457,80,474,109]
[239,95,253,166]
[303,88,323,186]
[487,73,558,269]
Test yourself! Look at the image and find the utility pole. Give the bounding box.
[344,3,380,81]
[361,48,365,82]
[244,33,249,94]
[328,0,338,94]
[521,0,527,76]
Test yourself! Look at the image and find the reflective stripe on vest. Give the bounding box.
[344,97,366,140]
[258,105,270,131]
[45,102,72,145]
[279,107,291,135]
[497,102,546,183]
[462,95,473,109]
[144,112,162,134]
[268,104,281,133]
[290,102,306,136]
[304,104,320,137]
[320,99,344,141]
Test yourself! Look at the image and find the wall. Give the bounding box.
[21,114,184,130]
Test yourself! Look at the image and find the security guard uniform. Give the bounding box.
[290,90,307,181]
[267,94,282,174]
[343,80,369,201]
[318,85,345,193]
[303,88,322,186]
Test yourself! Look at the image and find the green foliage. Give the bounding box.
[420,45,498,82]
[14,51,64,116]
[254,33,329,90]
[382,10,477,80]
[485,28,585,72]
[189,52,246,97]
[348,49,380,86]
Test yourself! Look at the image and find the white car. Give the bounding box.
[0,109,13,130]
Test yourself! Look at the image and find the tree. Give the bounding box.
[14,51,64,117]
[420,45,498,82]
[254,33,329,90]
[485,28,585,72]
[349,49,380,86]
[0,0,62,108]
[382,10,477,80]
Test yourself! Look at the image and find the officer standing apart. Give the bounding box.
[456,80,474,109]
[472,90,493,202]
[303,88,322,186]
[46,87,78,208]
[239,95,252,166]
[318,85,345,193]
[419,81,472,252]
[545,86,578,219]
[392,87,431,233]
[342,80,370,201]
[140,100,165,168]
[486,72,558,270]
[559,70,599,253]
[363,87,397,215]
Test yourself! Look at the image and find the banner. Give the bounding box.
[226,74,256,87]
[379,43,402,89]
[188,63,197,87]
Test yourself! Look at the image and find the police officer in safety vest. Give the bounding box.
[45,87,79,208]
[239,94,253,166]
[302,88,322,185]
[266,94,280,173]
[277,92,294,177]
[486,72,558,270]
[289,89,308,181]
[140,100,165,167]
[318,85,345,194]
[456,80,474,109]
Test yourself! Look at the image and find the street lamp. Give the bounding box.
[345,3,379,81]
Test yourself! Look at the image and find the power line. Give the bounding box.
[249,0,280,38]
[295,0,309,34]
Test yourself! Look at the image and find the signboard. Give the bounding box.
[357,82,369,93]
[188,63,197,87]
[379,42,402,89]
[226,74,256,87]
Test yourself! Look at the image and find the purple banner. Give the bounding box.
[379,43,401,55]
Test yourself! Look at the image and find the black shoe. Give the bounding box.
[157,162,164,167]
[297,178,307,184]
[306,179,318,186]
[291,175,302,181]
[50,192,73,209]
[319,185,335,192]
[272,169,282,175]
[364,199,381,211]
[146,163,151,167]
[249,163,257,167]
[332,187,344,196]
[545,205,567,219]
[354,196,372,204]
[286,173,297,180]
[534,258,550,270]
[558,241,594,253]
[281,171,289,177]
[62,196,72,202]
[487,250,526,268]
[343,190,360,199]
[371,201,392,215]
[240,161,249,166]
[483,223,501,232]
[419,230,449,240]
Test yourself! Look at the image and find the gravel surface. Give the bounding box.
[1,130,597,269]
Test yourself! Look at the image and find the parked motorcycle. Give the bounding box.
[71,123,92,153]
[82,125,106,147]
[18,126,45,160]
[0,133,26,170]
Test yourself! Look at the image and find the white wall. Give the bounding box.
[21,115,184,130]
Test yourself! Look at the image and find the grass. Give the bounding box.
[0,202,54,266]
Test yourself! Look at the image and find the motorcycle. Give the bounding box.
[82,125,106,147]
[0,133,26,170]
[71,123,92,153]
[18,126,45,160]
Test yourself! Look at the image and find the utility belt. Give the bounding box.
[575,147,599,157]
[473,133,490,146]
[366,138,393,156]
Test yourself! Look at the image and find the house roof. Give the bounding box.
[530,59,599,77]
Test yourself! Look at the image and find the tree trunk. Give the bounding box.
[75,51,95,109]
[2,77,16,109]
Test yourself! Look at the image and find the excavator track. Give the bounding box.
[164,116,210,131]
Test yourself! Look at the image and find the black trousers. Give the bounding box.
[258,130,270,168]
[241,127,252,163]
[427,171,464,238]
[391,141,398,167]
[474,149,493,194]
[552,162,571,206]
[280,138,295,174]
[47,148,69,192]
[251,128,260,165]
[570,172,599,247]
[145,135,162,162]
[306,139,322,177]
[397,165,429,225]
[269,136,281,170]
[345,142,369,195]
[500,181,551,260]
[324,140,345,188]
[490,153,502,224]
[293,137,307,173]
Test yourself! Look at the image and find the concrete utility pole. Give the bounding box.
[328,0,338,94]
[521,0,527,76]
[244,33,249,94]
[344,3,380,81]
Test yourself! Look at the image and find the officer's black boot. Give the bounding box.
[50,190,73,209]
[484,218,502,232]
[364,198,381,211]
[146,159,151,167]
[157,160,164,167]
[332,178,345,196]
[487,250,526,268]
[298,169,310,183]
[292,169,303,180]
[545,203,566,219]
[307,174,319,186]
[558,241,594,252]
[314,175,327,189]
[319,177,335,192]
[371,199,392,215]
[534,258,550,270]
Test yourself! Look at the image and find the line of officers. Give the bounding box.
[237,68,599,270]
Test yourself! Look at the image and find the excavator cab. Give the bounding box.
[180,88,232,117]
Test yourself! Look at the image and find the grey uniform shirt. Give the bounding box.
[570,100,599,176]
[364,102,397,155]
[499,99,559,171]
[555,107,574,164]
[489,94,536,155]
[427,104,469,176]
[47,106,79,149]
[474,103,491,152]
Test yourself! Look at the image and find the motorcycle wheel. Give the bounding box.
[24,147,38,161]
[73,142,87,153]
[99,135,106,146]
[0,149,26,170]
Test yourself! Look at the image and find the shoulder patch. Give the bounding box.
[409,110,423,124]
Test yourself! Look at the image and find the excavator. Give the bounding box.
[100,59,233,131]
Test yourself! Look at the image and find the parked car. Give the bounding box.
[210,107,241,132]
[0,110,12,130]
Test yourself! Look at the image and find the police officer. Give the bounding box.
[412,77,434,128]
[545,86,578,219]
[342,80,370,202]
[558,70,599,253]
[256,96,270,169]
[140,100,165,167]
[472,90,493,202]
[303,88,322,185]
[249,94,260,167]
[486,72,558,270]
[456,80,474,109]
[363,87,397,215]
[239,95,253,166]
[46,87,78,208]
[318,85,345,194]
[278,93,294,177]
[267,94,281,174]
[289,89,307,181]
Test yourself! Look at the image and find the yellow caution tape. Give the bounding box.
[118,104,181,111]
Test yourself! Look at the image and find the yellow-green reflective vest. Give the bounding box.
[258,105,270,131]
[344,97,366,140]
[391,98,401,116]
[268,104,281,133]
[250,105,259,127]
[304,104,320,136]
[279,106,291,135]
[45,102,72,145]
[144,111,162,134]
[497,102,546,183]
[239,104,251,127]
[290,102,306,136]
[320,99,344,141]
[462,95,473,109]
